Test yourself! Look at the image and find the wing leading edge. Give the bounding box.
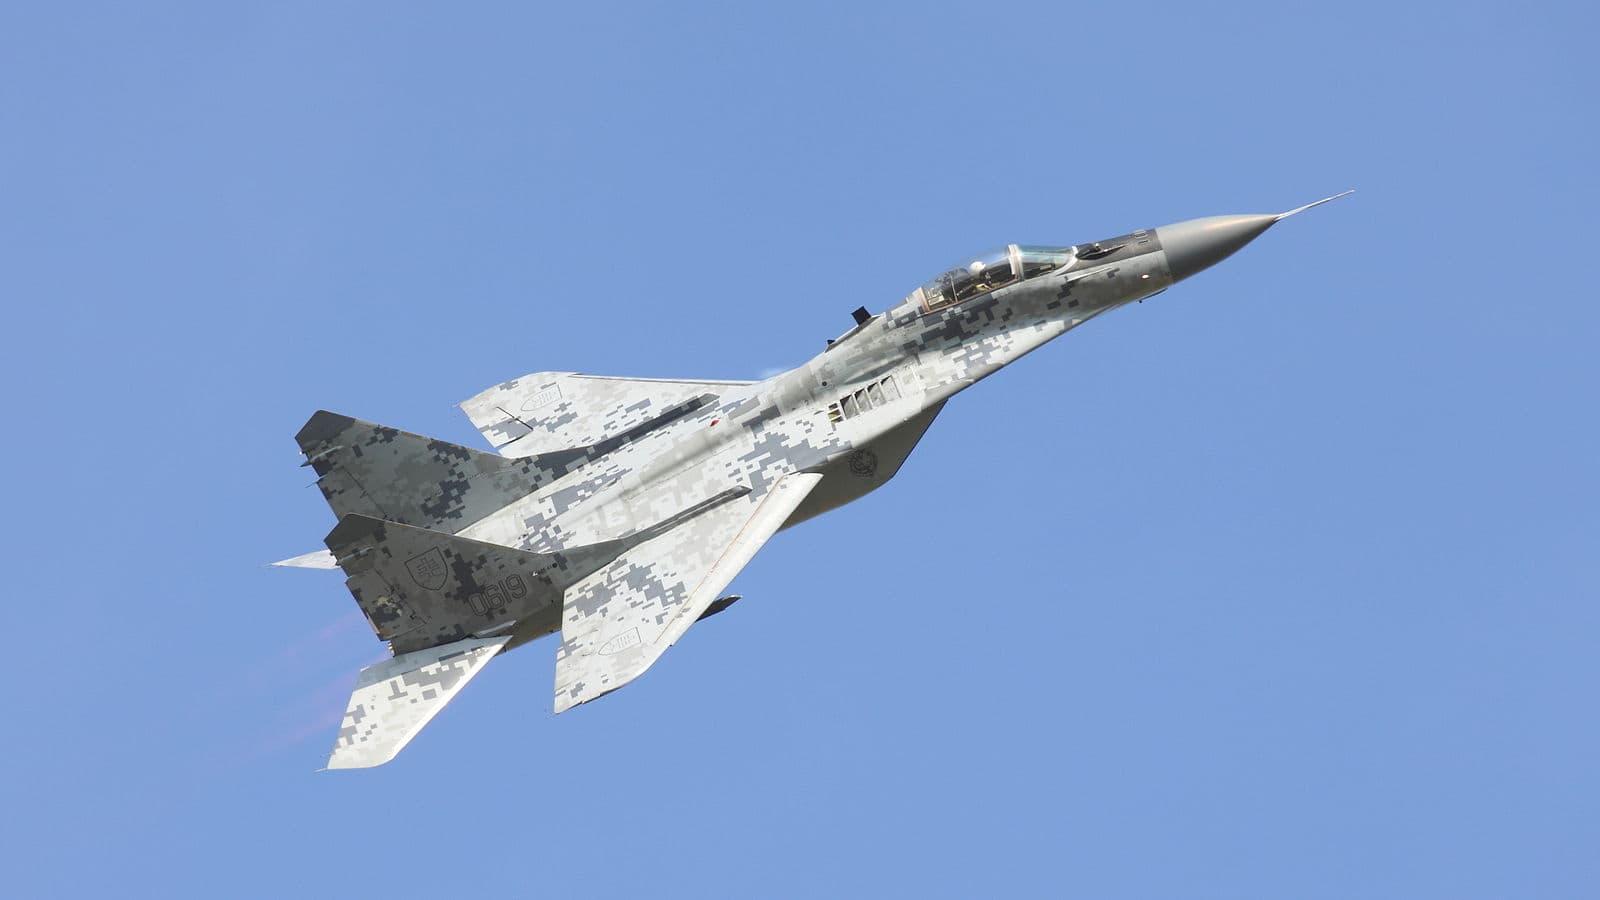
[553,471,823,712]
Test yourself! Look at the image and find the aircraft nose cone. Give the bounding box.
[1155,214,1278,282]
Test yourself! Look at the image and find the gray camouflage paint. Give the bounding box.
[326,636,508,769]
[290,203,1335,767]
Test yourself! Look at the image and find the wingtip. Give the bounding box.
[1276,189,1355,221]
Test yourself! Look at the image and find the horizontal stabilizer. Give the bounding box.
[326,635,509,770]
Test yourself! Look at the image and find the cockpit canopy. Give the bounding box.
[918,245,1077,313]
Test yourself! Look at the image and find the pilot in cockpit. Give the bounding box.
[917,245,1081,314]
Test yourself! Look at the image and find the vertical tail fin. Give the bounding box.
[322,514,630,654]
[296,411,562,533]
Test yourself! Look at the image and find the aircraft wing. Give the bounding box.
[461,372,752,458]
[553,471,822,712]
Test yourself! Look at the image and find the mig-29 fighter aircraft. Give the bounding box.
[278,193,1350,768]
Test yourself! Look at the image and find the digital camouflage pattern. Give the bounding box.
[325,636,508,770]
[282,195,1350,768]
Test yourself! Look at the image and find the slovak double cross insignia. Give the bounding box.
[405,548,449,591]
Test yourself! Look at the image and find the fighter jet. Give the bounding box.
[278,192,1351,768]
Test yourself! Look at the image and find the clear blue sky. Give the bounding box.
[3,2,1596,896]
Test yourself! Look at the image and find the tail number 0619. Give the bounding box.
[467,574,529,615]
